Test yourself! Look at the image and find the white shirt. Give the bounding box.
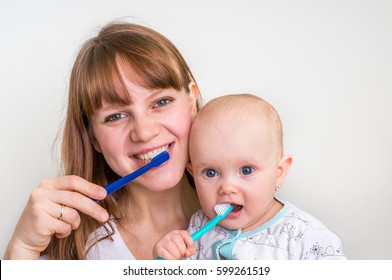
[86,218,135,260]
[187,201,346,260]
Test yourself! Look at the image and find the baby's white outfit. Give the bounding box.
[187,201,346,260]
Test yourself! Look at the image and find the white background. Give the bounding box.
[0,0,391,260]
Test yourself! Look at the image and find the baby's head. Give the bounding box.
[189,93,283,160]
[187,94,292,232]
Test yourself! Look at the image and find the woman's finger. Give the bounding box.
[49,189,109,223]
[43,176,109,222]
[47,203,81,230]
[44,175,107,200]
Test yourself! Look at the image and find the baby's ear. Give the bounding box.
[276,155,293,187]
[186,162,194,177]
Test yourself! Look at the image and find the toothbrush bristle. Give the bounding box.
[214,204,234,216]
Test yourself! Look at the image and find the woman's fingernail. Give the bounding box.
[100,211,109,221]
[97,188,106,198]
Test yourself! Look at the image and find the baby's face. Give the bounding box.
[188,115,281,232]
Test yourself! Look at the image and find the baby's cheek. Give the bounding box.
[198,191,215,215]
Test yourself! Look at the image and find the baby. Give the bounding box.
[153,94,346,260]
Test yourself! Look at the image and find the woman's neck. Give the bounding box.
[114,175,200,259]
[122,175,199,229]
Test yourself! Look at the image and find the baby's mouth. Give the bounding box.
[133,144,171,164]
[231,204,243,212]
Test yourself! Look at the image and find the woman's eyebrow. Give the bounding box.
[100,103,123,111]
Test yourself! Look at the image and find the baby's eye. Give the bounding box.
[241,166,253,175]
[106,113,126,122]
[203,168,218,178]
[154,98,172,108]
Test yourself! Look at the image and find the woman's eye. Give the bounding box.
[154,98,171,108]
[241,166,253,175]
[106,113,125,122]
[203,169,218,178]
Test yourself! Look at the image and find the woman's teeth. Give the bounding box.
[134,145,169,164]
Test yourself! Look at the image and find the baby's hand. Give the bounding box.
[153,230,195,260]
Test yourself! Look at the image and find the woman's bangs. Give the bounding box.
[83,56,132,116]
[117,38,191,93]
[128,55,185,91]
[81,43,193,116]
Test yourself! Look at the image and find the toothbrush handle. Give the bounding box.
[191,214,224,241]
[104,164,150,196]
[106,151,169,195]
[92,166,150,202]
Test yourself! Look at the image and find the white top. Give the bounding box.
[51,201,345,260]
[86,218,135,260]
[40,218,134,260]
[187,201,346,260]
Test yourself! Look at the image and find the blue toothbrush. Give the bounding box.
[95,151,170,201]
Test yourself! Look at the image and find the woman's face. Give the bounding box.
[89,65,198,191]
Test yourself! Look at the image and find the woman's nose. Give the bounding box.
[130,116,159,142]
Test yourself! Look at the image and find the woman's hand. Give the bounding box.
[153,230,195,260]
[3,175,109,259]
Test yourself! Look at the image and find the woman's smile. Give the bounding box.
[132,143,172,164]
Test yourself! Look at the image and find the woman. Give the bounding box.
[4,21,202,259]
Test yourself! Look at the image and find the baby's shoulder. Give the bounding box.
[189,209,210,226]
[282,203,331,232]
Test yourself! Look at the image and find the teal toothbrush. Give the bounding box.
[156,203,233,260]
[191,204,234,241]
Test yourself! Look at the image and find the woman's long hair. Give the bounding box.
[43,21,202,259]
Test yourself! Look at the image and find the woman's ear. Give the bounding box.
[188,81,199,119]
[186,162,194,177]
[275,155,293,188]
[88,127,102,153]
[90,137,102,153]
